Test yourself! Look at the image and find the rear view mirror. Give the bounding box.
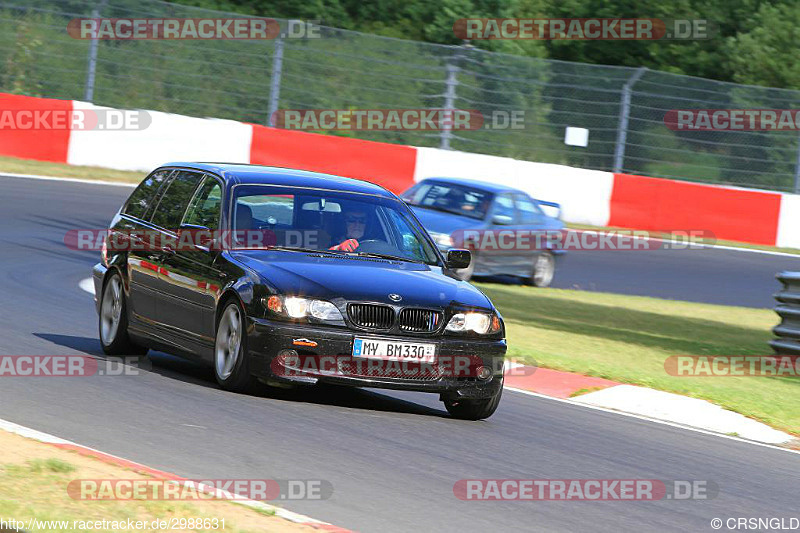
[492,214,513,225]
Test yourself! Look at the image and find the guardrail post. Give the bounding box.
[613,67,647,173]
[440,63,458,150]
[793,136,800,194]
[83,0,107,103]
[440,45,468,151]
[267,35,284,126]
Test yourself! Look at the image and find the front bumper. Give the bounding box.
[248,317,507,399]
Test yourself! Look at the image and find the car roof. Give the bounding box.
[417,176,526,195]
[160,162,395,197]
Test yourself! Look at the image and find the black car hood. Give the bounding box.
[232,251,493,310]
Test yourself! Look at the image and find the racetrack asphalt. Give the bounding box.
[1,174,798,532]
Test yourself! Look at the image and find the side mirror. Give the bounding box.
[445,249,471,270]
[492,214,513,225]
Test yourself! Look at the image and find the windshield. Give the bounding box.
[231,185,441,265]
[402,182,494,220]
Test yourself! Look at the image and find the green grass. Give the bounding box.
[475,283,800,435]
[0,451,299,533]
[566,222,800,255]
[0,155,144,183]
[26,458,76,474]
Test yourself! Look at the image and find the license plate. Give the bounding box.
[353,338,436,363]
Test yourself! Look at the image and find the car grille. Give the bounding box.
[348,304,395,330]
[399,308,442,333]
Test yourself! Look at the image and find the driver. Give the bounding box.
[330,207,367,252]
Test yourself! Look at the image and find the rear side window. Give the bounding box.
[183,177,223,230]
[123,169,171,220]
[151,171,204,231]
[515,194,545,224]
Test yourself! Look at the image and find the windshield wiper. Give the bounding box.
[265,246,341,255]
[352,252,424,264]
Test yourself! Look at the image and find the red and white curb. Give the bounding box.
[0,417,351,532]
[504,363,799,451]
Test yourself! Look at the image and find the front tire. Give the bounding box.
[214,300,256,392]
[443,385,503,420]
[99,272,148,356]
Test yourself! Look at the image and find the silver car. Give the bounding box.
[402,177,565,287]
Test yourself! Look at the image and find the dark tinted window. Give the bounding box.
[183,177,223,230]
[123,169,171,220]
[151,171,204,230]
[403,182,494,220]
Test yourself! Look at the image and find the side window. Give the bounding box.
[150,171,204,231]
[123,169,171,220]
[183,177,222,230]
[515,194,545,224]
[492,194,516,223]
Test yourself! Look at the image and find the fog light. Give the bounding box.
[277,349,299,367]
[476,366,492,380]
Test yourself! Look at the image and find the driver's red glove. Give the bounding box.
[329,239,359,252]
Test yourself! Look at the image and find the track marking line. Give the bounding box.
[504,386,800,456]
[0,417,351,531]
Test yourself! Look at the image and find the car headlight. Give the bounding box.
[264,295,344,324]
[445,312,502,334]
[430,232,453,248]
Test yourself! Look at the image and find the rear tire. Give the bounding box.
[443,385,503,420]
[214,300,257,393]
[99,272,148,356]
[526,251,555,288]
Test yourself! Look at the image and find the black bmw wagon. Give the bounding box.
[93,163,507,419]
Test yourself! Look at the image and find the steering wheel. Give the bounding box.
[355,239,396,254]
